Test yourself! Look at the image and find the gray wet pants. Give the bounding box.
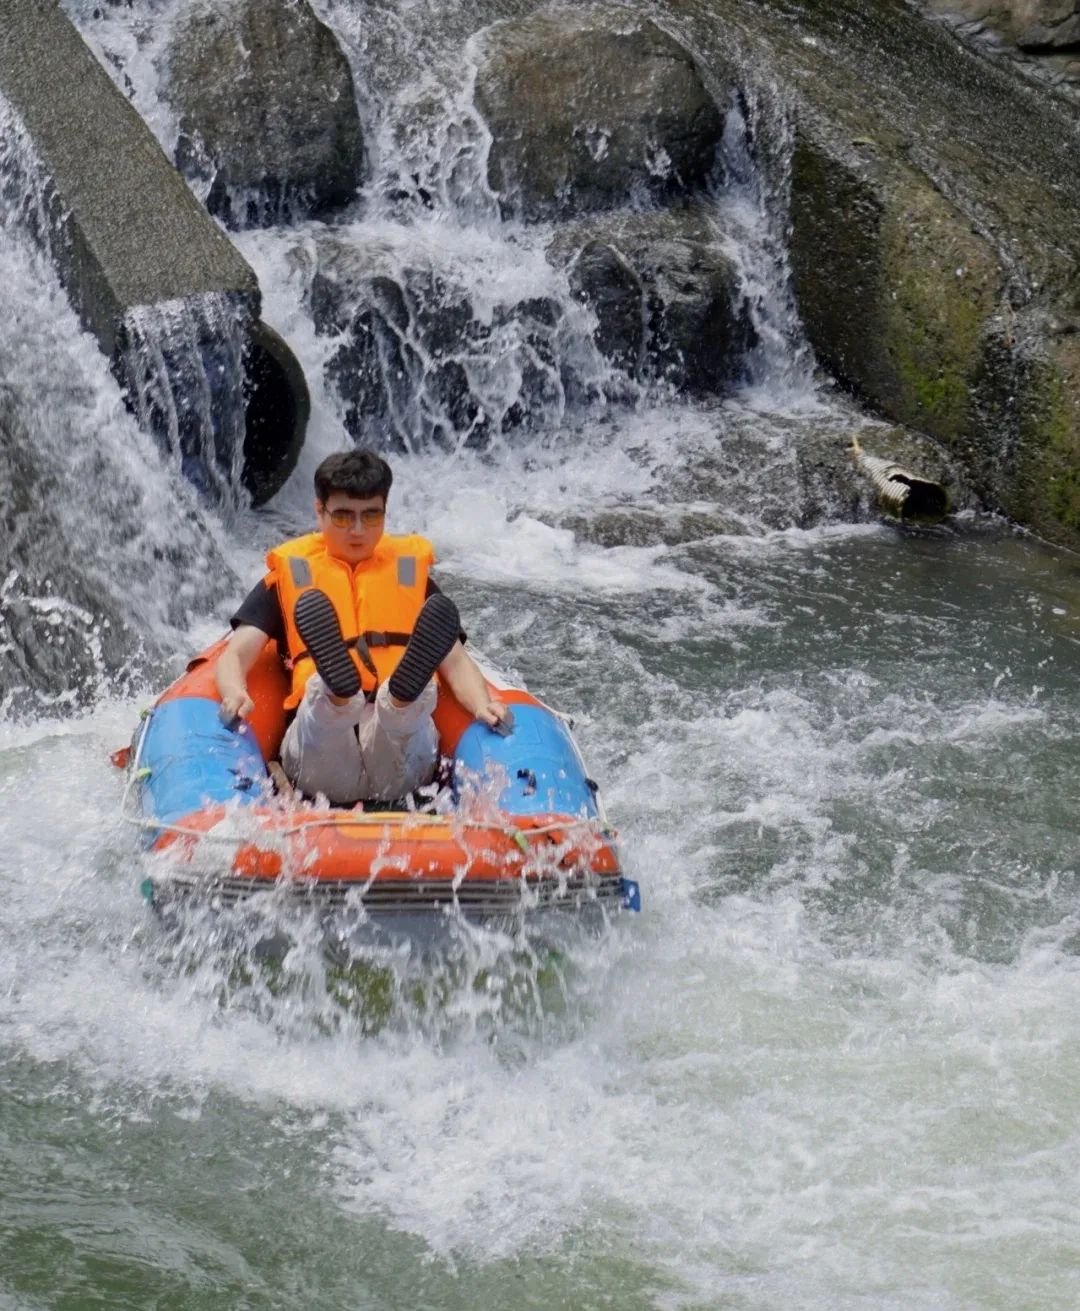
[280,675,438,805]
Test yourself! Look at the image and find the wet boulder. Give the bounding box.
[296,235,587,450]
[788,138,1005,458]
[784,109,1080,541]
[794,423,974,530]
[563,240,645,375]
[473,8,727,221]
[166,0,365,229]
[548,207,753,393]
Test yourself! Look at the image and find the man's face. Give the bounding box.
[317,492,386,564]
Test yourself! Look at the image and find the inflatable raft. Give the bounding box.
[118,638,637,926]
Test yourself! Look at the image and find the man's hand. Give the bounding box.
[437,643,512,732]
[476,697,510,729]
[215,625,269,726]
[218,689,255,724]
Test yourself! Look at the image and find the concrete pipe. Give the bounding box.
[0,0,307,504]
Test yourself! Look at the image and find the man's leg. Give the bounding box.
[283,588,455,802]
[280,675,368,805]
[354,681,439,801]
[350,592,459,801]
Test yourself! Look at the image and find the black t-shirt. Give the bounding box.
[230,575,464,647]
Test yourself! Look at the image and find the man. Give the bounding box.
[216,449,509,805]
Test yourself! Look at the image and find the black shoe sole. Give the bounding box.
[388,593,460,703]
[293,589,361,699]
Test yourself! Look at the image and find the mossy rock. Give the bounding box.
[1001,333,1080,535]
[789,135,1003,454]
[655,0,1080,543]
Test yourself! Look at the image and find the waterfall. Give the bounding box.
[0,93,238,711]
[6,7,1080,1309]
[0,95,60,261]
[712,85,819,403]
[118,293,249,509]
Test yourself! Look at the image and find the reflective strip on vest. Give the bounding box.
[289,557,313,588]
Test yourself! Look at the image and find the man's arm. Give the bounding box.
[436,641,509,728]
[215,624,271,722]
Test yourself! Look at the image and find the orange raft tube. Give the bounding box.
[119,638,636,922]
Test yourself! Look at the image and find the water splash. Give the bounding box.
[0,93,67,267]
[8,6,1075,1306]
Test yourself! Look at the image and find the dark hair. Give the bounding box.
[314,449,393,504]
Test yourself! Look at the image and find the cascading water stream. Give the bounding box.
[118,292,249,506]
[3,3,1080,1308]
[0,94,243,710]
[712,86,818,401]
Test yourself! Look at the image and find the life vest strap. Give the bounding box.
[292,630,410,683]
[359,630,412,648]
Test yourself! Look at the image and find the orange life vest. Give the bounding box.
[266,531,435,709]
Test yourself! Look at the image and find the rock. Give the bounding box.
[473,8,726,222]
[559,504,747,546]
[566,241,645,374]
[653,0,1080,544]
[555,409,971,542]
[914,1,1080,109]
[297,235,587,449]
[167,0,364,229]
[922,0,1080,48]
[781,54,1080,539]
[1013,0,1080,48]
[786,421,975,530]
[548,207,754,393]
[920,1,1011,28]
[788,137,1004,458]
[978,331,1080,539]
